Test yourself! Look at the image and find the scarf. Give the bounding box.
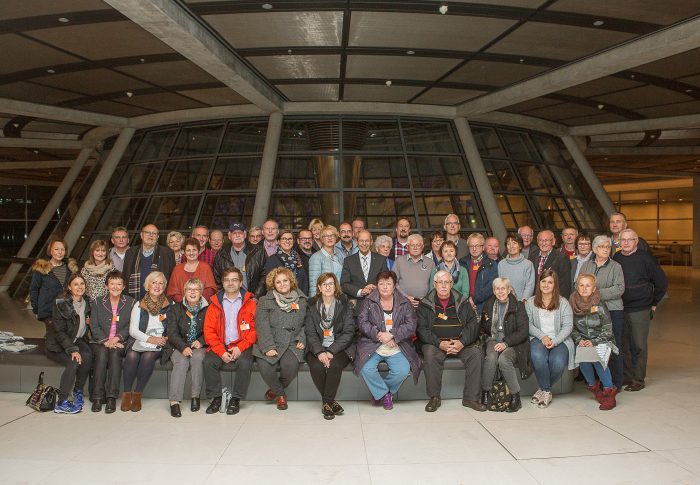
[569,289,601,315]
[127,246,160,298]
[490,297,509,339]
[142,293,168,316]
[184,298,203,344]
[437,260,460,281]
[272,289,300,313]
[82,261,112,278]
[318,298,336,329]
[276,246,304,272]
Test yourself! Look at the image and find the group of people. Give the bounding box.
[29,211,667,418]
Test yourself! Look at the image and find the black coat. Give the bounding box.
[90,294,135,344]
[263,253,309,296]
[528,248,572,297]
[167,300,209,353]
[29,258,78,320]
[480,294,531,377]
[46,296,92,354]
[416,289,479,349]
[122,245,176,299]
[212,242,266,297]
[304,295,356,360]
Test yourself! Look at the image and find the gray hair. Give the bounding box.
[374,235,392,250]
[591,235,612,250]
[433,269,453,283]
[619,228,638,239]
[492,277,513,292]
[407,233,423,246]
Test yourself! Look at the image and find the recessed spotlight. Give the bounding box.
[46,68,56,74]
[593,20,604,26]
[597,104,605,110]
[126,91,133,98]
[439,4,448,14]
[519,58,525,63]
[33,150,39,154]
[385,80,392,86]
[139,58,145,63]
[58,17,70,23]
[287,49,292,55]
[12,123,19,128]
[679,198,684,201]
[630,74,635,79]
[685,88,693,93]
[262,3,273,9]
[406,50,415,55]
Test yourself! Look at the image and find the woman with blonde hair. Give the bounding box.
[308,218,325,252]
[30,238,78,326]
[81,239,115,300]
[308,225,344,297]
[167,231,185,264]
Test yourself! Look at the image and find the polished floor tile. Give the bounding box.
[209,464,371,484]
[369,461,539,485]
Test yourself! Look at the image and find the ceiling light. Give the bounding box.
[33,150,39,154]
[262,3,273,9]
[685,88,693,93]
[385,80,392,86]
[593,20,604,26]
[125,91,133,98]
[406,50,415,55]
[12,123,19,128]
[139,58,145,63]
[630,74,635,79]
[287,49,292,54]
[519,58,525,63]
[439,4,448,14]
[46,68,56,74]
[597,104,605,110]
[58,17,69,23]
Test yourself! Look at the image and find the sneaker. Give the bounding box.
[382,393,394,410]
[330,401,344,415]
[322,403,335,420]
[73,388,84,407]
[220,387,232,414]
[531,389,543,404]
[537,391,553,409]
[54,399,81,414]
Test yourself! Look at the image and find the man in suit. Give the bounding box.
[341,230,388,301]
[528,229,572,297]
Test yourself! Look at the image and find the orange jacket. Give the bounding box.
[204,290,257,357]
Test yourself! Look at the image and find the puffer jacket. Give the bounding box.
[29,258,78,320]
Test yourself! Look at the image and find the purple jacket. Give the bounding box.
[353,289,422,382]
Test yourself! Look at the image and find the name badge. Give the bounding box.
[438,312,448,320]
[591,306,598,313]
[323,328,333,337]
[569,254,576,260]
[472,265,479,271]
[159,314,166,321]
[386,318,393,331]
[240,321,250,331]
[86,316,91,326]
[185,310,193,318]
[111,315,119,323]
[291,303,299,310]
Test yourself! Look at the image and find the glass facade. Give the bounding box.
[72,116,606,259]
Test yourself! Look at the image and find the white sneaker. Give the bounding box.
[531,389,543,404]
[538,391,553,408]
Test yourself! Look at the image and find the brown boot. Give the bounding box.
[276,395,288,410]
[599,387,617,411]
[587,381,603,403]
[120,392,132,412]
[131,392,142,412]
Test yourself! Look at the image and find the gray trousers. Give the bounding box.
[422,344,482,401]
[623,309,651,383]
[481,339,520,394]
[257,349,300,397]
[169,347,206,401]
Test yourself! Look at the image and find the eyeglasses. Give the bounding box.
[320,282,335,288]
[468,244,483,249]
[299,237,312,241]
[620,238,638,243]
[597,245,611,249]
[280,237,293,242]
[444,221,459,226]
[408,244,423,248]
[142,231,158,237]
[577,242,591,246]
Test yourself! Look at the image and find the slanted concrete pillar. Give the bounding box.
[693,176,700,269]
[561,135,615,216]
[64,128,136,251]
[251,112,283,227]
[454,117,508,243]
[0,147,93,292]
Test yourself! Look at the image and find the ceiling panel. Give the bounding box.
[557,76,644,98]
[349,12,516,51]
[547,0,700,25]
[71,100,152,117]
[0,81,82,104]
[23,120,91,135]
[633,48,700,79]
[445,60,548,86]
[248,55,340,80]
[413,88,486,106]
[487,22,635,60]
[113,92,206,112]
[177,87,248,106]
[343,84,424,103]
[26,21,175,60]
[32,68,151,96]
[450,0,545,6]
[0,0,110,20]
[636,100,700,118]
[116,60,219,87]
[346,55,461,82]
[0,34,81,75]
[204,12,343,48]
[679,73,700,88]
[525,102,603,120]
[277,84,339,101]
[500,97,562,113]
[594,86,694,110]
[559,113,630,126]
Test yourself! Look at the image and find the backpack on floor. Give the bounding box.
[26,372,59,412]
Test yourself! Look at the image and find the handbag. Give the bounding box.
[488,371,512,412]
[26,372,59,412]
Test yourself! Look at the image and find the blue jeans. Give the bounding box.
[609,310,624,388]
[530,338,568,391]
[360,351,410,400]
[579,362,613,389]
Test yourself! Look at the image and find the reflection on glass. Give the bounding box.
[483,159,521,192]
[172,124,224,157]
[473,126,506,158]
[516,163,557,194]
[144,195,202,231]
[158,159,213,192]
[96,197,148,231]
[343,156,408,189]
[415,193,481,229]
[501,130,540,161]
[347,120,402,151]
[220,122,268,153]
[270,193,330,228]
[116,162,163,195]
[408,156,470,190]
[344,192,414,231]
[209,157,260,190]
[200,194,255,230]
[402,121,459,153]
[132,129,177,161]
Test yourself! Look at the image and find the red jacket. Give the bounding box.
[204,290,257,357]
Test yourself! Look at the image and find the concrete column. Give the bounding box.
[251,112,283,227]
[0,147,93,292]
[693,176,700,269]
[64,128,136,251]
[454,117,508,243]
[561,135,616,216]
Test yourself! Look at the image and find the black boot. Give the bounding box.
[205,396,222,414]
[480,390,490,407]
[506,393,522,413]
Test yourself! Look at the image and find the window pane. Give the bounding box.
[472,126,506,158]
[415,192,482,230]
[495,194,536,230]
[200,194,255,230]
[401,121,459,153]
[568,199,598,230]
[345,120,402,151]
[279,120,340,152]
[116,162,163,195]
[157,158,214,192]
[516,163,557,194]
[208,157,261,190]
[532,134,565,164]
[408,156,470,190]
[274,156,340,189]
[501,130,540,161]
[96,197,148,231]
[531,196,573,229]
[270,192,336,229]
[132,129,177,161]
[548,165,582,197]
[483,159,521,192]
[344,192,414,231]
[220,122,268,153]
[344,155,408,189]
[171,124,224,157]
[144,195,202,231]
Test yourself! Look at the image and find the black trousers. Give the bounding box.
[203,348,254,400]
[257,349,300,397]
[306,351,350,403]
[90,343,125,399]
[46,339,93,402]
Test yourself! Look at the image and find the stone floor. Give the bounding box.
[0,266,699,484]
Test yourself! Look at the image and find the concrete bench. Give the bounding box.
[0,339,573,400]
